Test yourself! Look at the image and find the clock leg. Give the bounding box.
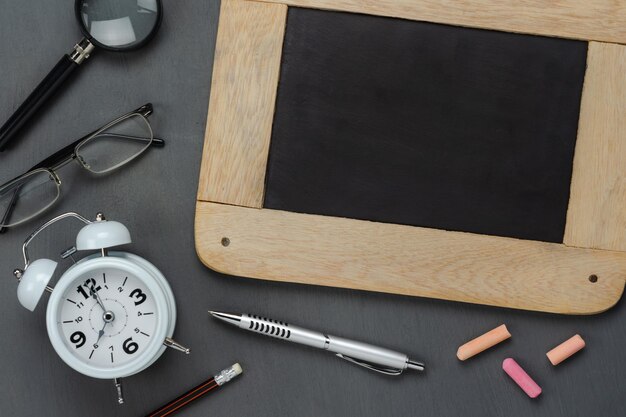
[114,378,124,404]
[163,337,191,354]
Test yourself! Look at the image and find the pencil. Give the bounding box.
[146,363,243,417]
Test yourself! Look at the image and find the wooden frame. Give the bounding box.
[196,0,626,314]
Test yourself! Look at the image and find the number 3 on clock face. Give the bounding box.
[46,255,173,380]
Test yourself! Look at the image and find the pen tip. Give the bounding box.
[209,311,242,323]
[406,359,425,372]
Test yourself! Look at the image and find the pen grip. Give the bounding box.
[146,376,219,417]
[242,314,327,349]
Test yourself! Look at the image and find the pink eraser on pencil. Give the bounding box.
[546,334,585,366]
[502,358,542,398]
[456,324,511,361]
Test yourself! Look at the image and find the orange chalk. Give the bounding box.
[456,324,511,361]
[546,334,585,366]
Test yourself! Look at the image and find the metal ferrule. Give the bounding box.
[69,39,95,64]
[214,365,239,386]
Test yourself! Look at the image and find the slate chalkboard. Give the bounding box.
[264,7,588,243]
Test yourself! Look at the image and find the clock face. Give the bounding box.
[56,267,158,369]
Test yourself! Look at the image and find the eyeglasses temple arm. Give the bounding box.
[0,187,20,234]
[29,134,163,172]
[152,137,165,147]
[27,105,160,170]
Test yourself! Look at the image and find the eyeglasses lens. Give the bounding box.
[0,170,60,227]
[75,114,153,174]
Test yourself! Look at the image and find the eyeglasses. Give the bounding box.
[0,103,164,232]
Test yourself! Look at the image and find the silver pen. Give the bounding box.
[209,311,425,375]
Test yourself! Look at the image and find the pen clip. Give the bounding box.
[335,353,403,376]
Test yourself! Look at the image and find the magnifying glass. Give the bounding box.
[0,0,163,152]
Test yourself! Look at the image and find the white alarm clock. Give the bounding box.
[12,212,189,404]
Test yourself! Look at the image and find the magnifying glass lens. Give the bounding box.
[78,0,161,49]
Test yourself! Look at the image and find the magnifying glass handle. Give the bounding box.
[0,39,95,152]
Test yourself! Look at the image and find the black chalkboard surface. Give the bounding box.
[264,7,588,243]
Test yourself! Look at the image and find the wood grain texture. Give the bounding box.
[257,0,626,44]
[195,202,626,315]
[564,42,626,252]
[197,0,286,207]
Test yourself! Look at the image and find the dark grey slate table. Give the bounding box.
[0,1,624,416]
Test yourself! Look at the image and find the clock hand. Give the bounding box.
[95,322,107,345]
[90,286,108,313]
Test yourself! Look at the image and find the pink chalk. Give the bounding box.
[502,358,542,398]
